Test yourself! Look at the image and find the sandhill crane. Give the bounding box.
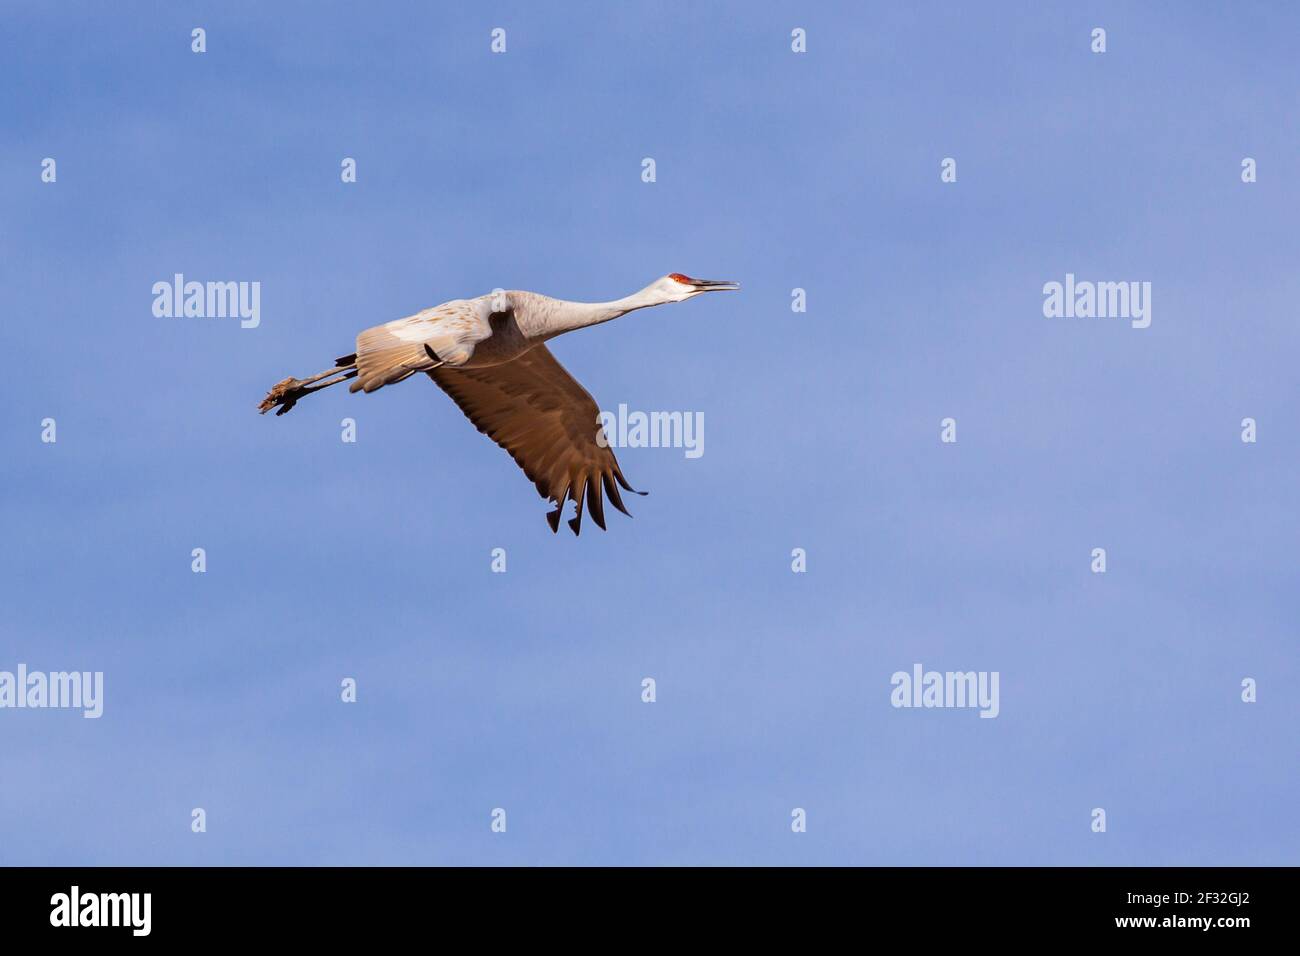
[259,273,738,534]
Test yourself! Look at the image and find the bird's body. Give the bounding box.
[260,274,737,534]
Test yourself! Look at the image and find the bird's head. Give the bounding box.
[648,273,741,304]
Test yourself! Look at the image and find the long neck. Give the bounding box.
[524,287,662,340]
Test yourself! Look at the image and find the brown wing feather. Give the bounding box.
[428,345,644,535]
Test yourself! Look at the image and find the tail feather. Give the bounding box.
[349,343,436,393]
[351,326,443,393]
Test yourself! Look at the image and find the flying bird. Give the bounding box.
[259,273,738,534]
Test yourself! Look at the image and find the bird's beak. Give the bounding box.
[689,279,740,292]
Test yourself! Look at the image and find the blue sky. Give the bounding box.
[1,1,1297,865]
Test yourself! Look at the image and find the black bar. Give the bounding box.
[0,866,1279,941]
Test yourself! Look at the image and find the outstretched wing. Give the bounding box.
[428,345,644,535]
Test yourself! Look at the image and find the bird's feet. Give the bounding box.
[258,377,306,416]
